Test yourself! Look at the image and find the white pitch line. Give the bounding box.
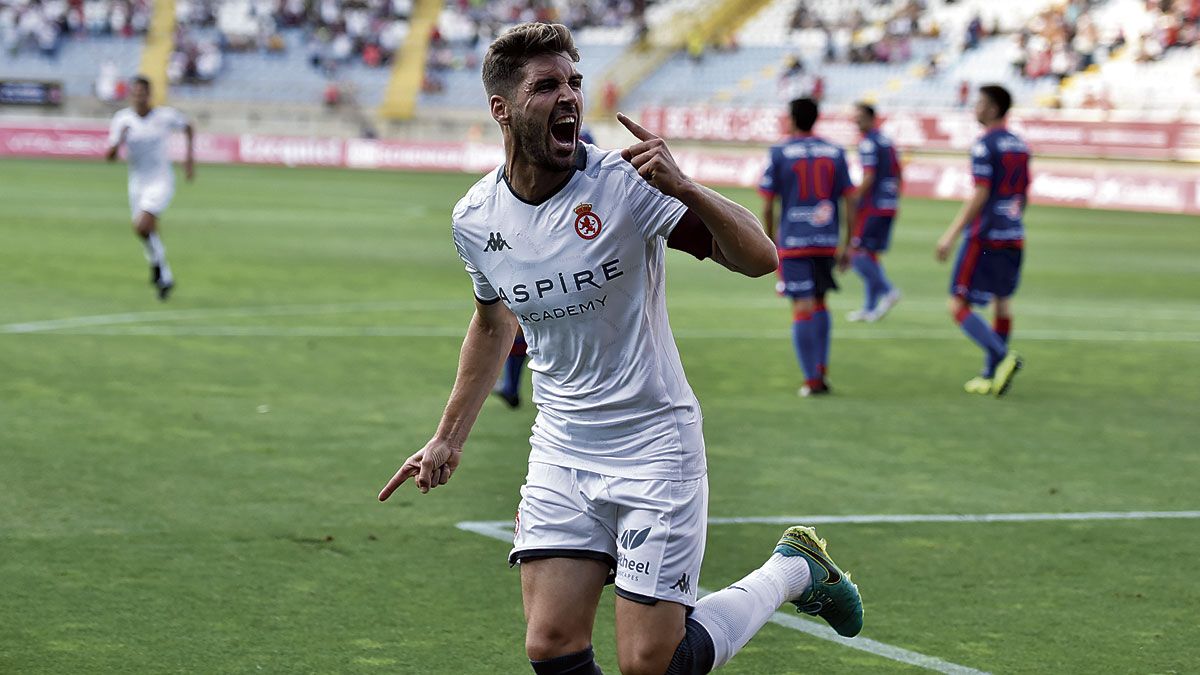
[0,300,463,334]
[707,510,1200,525]
[9,323,1200,343]
[461,510,1200,536]
[765,611,988,675]
[456,519,991,674]
[4,299,1200,337]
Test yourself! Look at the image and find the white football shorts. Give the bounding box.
[509,461,708,607]
[128,179,174,220]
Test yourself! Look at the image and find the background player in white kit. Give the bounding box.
[379,23,864,675]
[105,75,194,300]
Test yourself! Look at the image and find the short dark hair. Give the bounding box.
[132,75,151,90]
[482,22,580,98]
[790,97,819,132]
[855,102,876,120]
[979,84,1012,117]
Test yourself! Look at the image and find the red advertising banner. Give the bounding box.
[2,122,1197,215]
[637,106,1200,162]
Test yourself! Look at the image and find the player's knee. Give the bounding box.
[525,624,591,662]
[946,297,965,317]
[616,642,673,675]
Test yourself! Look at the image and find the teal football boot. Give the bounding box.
[774,526,864,637]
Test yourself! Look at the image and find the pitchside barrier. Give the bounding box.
[2,119,1198,215]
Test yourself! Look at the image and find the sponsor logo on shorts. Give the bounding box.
[619,527,652,550]
[617,551,652,578]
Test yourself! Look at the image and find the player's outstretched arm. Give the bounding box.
[937,184,989,261]
[378,300,518,500]
[617,113,777,277]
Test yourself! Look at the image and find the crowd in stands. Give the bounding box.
[424,0,649,94]
[1,0,152,58]
[164,0,416,86]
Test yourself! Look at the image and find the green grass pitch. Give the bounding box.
[1,157,1198,673]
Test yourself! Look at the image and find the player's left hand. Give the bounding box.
[935,231,955,262]
[618,112,691,198]
[184,159,195,182]
[836,247,851,272]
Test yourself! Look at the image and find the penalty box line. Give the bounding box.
[456,519,996,675]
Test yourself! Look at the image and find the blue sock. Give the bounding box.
[985,317,1012,377]
[873,257,894,297]
[813,303,831,378]
[851,253,880,311]
[792,312,821,385]
[956,308,1006,369]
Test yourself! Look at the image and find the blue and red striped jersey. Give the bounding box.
[970,128,1030,246]
[857,128,901,216]
[760,135,853,257]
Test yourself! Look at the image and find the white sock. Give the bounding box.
[690,555,811,668]
[143,233,172,284]
[142,233,164,264]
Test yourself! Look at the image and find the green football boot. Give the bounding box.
[774,526,863,637]
[964,376,992,395]
[991,352,1023,397]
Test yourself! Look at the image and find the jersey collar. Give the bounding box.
[498,144,588,207]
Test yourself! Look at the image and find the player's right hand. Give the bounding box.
[378,438,462,500]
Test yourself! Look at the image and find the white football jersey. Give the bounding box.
[108,106,188,187]
[452,143,705,481]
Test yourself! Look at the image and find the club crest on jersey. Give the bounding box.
[573,203,603,240]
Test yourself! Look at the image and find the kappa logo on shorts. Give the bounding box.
[669,573,692,594]
[484,232,511,252]
[618,527,652,550]
[573,203,603,240]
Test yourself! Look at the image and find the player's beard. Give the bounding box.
[511,109,575,173]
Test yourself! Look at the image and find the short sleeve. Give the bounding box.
[833,150,853,198]
[858,138,877,169]
[971,141,993,185]
[168,107,190,130]
[107,112,126,146]
[758,151,778,197]
[626,171,688,242]
[452,227,499,303]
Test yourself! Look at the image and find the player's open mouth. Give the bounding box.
[550,113,577,150]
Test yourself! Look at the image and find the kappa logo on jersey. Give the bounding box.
[619,527,652,550]
[573,202,603,240]
[484,232,511,252]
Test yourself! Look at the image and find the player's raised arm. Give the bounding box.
[378,299,518,500]
[617,112,777,277]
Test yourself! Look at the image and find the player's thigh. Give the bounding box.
[521,557,609,660]
[512,463,619,659]
[609,475,707,672]
[614,596,687,675]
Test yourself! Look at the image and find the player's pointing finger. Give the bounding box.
[617,112,658,142]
